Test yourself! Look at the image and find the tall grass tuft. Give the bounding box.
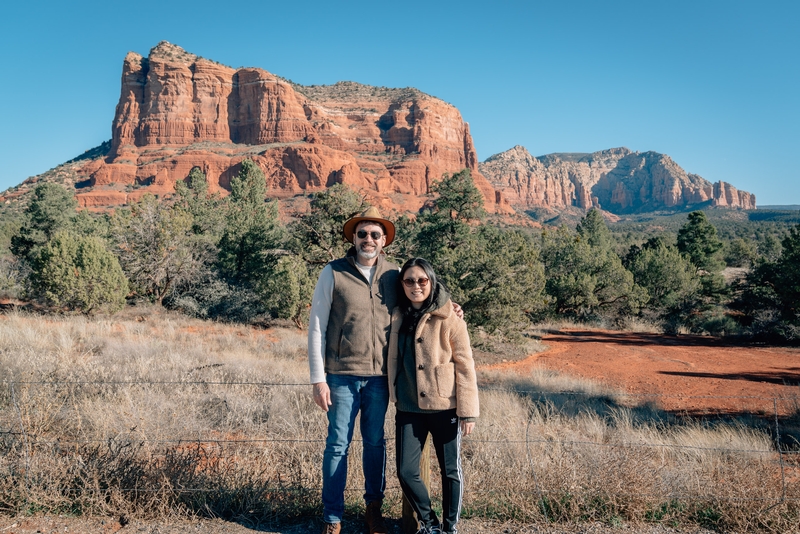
[0,307,797,531]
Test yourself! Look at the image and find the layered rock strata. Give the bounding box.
[78,41,508,213]
[479,146,755,213]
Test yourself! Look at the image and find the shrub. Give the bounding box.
[28,231,128,313]
[258,254,315,327]
[112,194,207,305]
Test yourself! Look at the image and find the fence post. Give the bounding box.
[402,435,431,534]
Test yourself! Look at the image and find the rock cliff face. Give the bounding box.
[479,146,756,213]
[78,41,508,213]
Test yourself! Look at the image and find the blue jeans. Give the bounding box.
[322,374,389,524]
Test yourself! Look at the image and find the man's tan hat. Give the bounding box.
[342,207,395,245]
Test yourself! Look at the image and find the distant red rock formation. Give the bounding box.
[76,41,509,213]
[479,146,755,213]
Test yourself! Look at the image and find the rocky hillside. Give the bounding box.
[73,41,509,214]
[4,41,757,220]
[479,146,756,214]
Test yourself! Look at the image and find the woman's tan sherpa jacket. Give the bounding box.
[387,299,479,419]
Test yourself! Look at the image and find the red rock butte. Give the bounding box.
[479,146,756,213]
[75,41,510,214]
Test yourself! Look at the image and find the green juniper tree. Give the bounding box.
[214,159,308,323]
[576,208,613,250]
[625,237,701,332]
[11,183,79,262]
[724,238,758,268]
[217,160,286,286]
[174,166,225,243]
[675,211,730,332]
[30,231,127,313]
[111,194,204,305]
[258,254,315,327]
[677,211,725,274]
[542,211,646,320]
[288,183,367,266]
[758,234,782,262]
[10,183,122,310]
[415,169,485,255]
[412,169,545,340]
[735,224,800,340]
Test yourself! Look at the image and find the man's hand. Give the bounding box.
[312,382,332,412]
[460,420,475,436]
[452,301,464,320]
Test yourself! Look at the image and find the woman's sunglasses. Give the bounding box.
[402,277,430,288]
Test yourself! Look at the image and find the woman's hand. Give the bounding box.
[460,420,475,436]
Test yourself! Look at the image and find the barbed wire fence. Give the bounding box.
[1,379,799,526]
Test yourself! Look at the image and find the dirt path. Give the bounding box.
[483,330,800,416]
[0,515,716,534]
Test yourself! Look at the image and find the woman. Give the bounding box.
[388,258,479,534]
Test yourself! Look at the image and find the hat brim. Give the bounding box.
[343,216,395,245]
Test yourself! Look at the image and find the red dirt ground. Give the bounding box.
[482,330,800,416]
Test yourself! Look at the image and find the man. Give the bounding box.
[308,207,398,534]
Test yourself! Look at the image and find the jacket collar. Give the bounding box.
[430,299,452,319]
[391,298,452,322]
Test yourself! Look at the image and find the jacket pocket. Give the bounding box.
[338,332,355,362]
[434,362,455,398]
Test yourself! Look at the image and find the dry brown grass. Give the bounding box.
[0,307,798,531]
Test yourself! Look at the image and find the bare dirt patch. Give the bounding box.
[482,330,800,416]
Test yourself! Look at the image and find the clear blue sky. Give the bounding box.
[1,0,797,205]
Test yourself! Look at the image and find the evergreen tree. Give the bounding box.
[416,169,484,254]
[542,220,646,319]
[577,208,612,250]
[626,238,701,331]
[676,210,727,312]
[724,238,758,268]
[758,234,782,262]
[455,226,545,336]
[388,214,419,264]
[412,169,545,339]
[10,183,78,261]
[677,211,725,273]
[111,194,205,305]
[174,166,225,242]
[288,183,366,265]
[258,254,315,327]
[736,224,800,340]
[218,160,285,285]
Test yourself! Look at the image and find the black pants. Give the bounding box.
[395,409,463,533]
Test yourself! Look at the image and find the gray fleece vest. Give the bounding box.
[324,251,399,376]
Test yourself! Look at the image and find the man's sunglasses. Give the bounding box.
[402,277,430,288]
[356,230,384,240]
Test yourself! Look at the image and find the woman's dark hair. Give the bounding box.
[397,257,438,311]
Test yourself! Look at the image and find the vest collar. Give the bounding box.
[345,246,386,270]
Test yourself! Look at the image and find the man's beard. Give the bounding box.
[357,246,379,261]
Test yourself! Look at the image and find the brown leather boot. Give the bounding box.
[365,500,388,534]
[320,521,341,534]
